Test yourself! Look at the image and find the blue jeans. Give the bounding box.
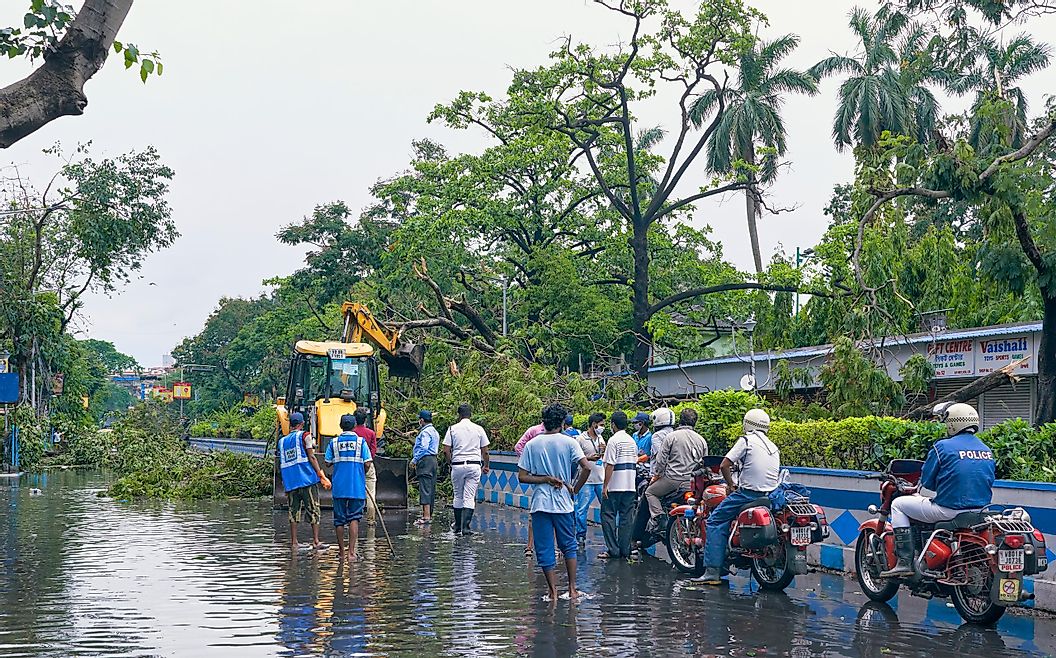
[703,489,768,568]
[574,483,603,538]
[532,511,578,571]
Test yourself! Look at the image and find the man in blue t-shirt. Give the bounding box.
[518,404,592,602]
[325,414,373,561]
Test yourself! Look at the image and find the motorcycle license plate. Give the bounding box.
[999,549,1025,572]
[998,578,1021,602]
[790,526,811,546]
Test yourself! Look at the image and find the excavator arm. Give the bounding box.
[340,302,425,378]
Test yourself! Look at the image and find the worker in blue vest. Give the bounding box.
[279,411,331,551]
[326,414,373,562]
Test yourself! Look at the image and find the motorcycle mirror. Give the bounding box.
[870,443,886,467]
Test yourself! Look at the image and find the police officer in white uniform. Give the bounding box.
[443,403,491,536]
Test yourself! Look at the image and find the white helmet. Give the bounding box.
[651,407,675,429]
[937,402,979,436]
[743,408,770,434]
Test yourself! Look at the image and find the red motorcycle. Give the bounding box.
[855,459,1049,624]
[666,457,829,590]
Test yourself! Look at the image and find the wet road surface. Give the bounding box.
[2,470,1055,657]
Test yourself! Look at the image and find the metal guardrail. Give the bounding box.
[186,437,268,457]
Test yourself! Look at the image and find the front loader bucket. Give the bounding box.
[381,342,425,378]
[273,453,409,509]
[373,456,409,508]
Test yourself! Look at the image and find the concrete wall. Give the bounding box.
[479,451,1056,613]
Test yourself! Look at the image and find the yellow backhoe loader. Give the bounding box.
[272,302,424,509]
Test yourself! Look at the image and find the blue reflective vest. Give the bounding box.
[328,432,370,499]
[922,431,996,510]
[279,430,320,492]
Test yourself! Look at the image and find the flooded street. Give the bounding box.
[2,471,1055,657]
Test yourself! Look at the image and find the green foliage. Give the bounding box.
[8,405,48,471]
[819,337,904,418]
[978,419,1056,482]
[105,403,271,500]
[718,415,946,470]
[899,354,935,395]
[187,405,277,441]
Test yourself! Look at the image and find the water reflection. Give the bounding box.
[1,472,1055,657]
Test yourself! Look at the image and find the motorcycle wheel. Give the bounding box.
[950,554,1006,625]
[750,542,796,591]
[855,530,899,602]
[666,515,704,576]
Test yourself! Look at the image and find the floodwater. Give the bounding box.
[2,471,1055,658]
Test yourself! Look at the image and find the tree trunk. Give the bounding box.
[0,0,134,148]
[902,356,1029,420]
[630,219,652,378]
[1036,291,1056,425]
[743,149,764,274]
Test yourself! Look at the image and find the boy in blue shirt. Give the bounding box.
[518,404,592,602]
[325,414,373,561]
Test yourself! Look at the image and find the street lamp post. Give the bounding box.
[743,318,757,388]
[795,247,815,315]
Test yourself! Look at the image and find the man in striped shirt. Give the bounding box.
[599,411,638,559]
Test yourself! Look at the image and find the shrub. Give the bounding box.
[721,416,945,471]
[979,419,1056,482]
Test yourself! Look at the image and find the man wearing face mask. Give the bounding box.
[573,413,607,543]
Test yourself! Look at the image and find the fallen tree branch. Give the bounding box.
[902,357,1029,420]
[647,282,831,318]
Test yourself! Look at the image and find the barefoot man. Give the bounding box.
[326,414,373,561]
[517,404,592,602]
[278,412,332,551]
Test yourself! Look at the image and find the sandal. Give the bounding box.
[597,552,611,560]
[524,545,533,559]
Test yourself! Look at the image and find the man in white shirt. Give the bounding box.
[574,412,607,543]
[443,403,490,536]
[599,411,638,559]
[697,408,780,585]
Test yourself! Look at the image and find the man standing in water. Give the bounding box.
[518,404,593,602]
[443,403,490,536]
[573,412,606,544]
[411,410,440,526]
[278,412,331,551]
[325,414,372,561]
[352,408,378,526]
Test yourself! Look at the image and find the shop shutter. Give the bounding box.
[980,380,1034,430]
[932,379,978,411]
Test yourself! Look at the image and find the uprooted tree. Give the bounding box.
[851,103,1056,424]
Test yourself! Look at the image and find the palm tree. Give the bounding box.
[810,6,941,151]
[690,34,817,274]
[948,33,1051,150]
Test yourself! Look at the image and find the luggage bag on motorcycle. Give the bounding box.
[736,506,778,550]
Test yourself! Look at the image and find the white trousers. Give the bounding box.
[890,494,959,528]
[452,464,482,510]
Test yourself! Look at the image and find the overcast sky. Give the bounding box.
[2,1,1053,366]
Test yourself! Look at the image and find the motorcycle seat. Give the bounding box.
[738,497,772,513]
[934,511,985,531]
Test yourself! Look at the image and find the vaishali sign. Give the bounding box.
[977,335,1033,375]
[927,335,1034,378]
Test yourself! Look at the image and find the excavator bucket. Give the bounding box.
[381,342,425,378]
